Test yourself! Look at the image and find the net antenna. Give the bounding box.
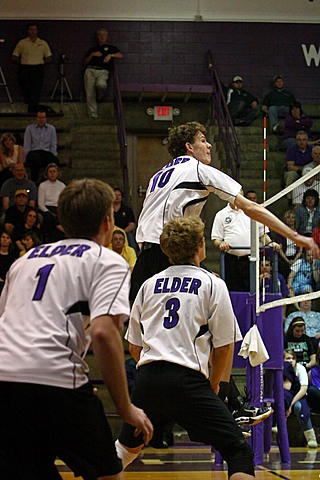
[256,162,320,314]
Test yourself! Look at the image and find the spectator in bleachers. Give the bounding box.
[83,28,123,118]
[261,75,296,133]
[285,319,316,369]
[0,133,24,188]
[1,164,37,212]
[23,110,60,183]
[38,163,65,241]
[226,75,260,126]
[282,349,317,448]
[292,175,320,208]
[110,229,136,271]
[113,187,138,251]
[302,145,320,178]
[287,249,317,296]
[295,189,320,236]
[260,256,289,297]
[271,210,302,281]
[307,347,320,414]
[285,300,320,350]
[11,22,52,113]
[12,208,42,254]
[3,189,33,234]
[284,131,313,202]
[0,230,16,295]
[19,231,42,257]
[281,102,313,150]
[245,190,258,202]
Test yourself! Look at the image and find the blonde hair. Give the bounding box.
[160,216,204,265]
[58,178,114,239]
[1,133,16,155]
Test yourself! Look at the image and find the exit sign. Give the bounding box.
[154,106,173,121]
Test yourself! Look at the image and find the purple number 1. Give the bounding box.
[32,264,55,301]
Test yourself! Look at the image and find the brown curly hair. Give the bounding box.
[167,122,206,158]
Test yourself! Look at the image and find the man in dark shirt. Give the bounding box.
[284,131,313,201]
[262,75,296,132]
[4,189,32,233]
[226,76,260,126]
[83,28,123,118]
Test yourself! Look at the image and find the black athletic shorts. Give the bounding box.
[0,381,122,480]
[119,361,243,452]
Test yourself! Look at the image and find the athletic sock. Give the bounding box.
[115,439,139,469]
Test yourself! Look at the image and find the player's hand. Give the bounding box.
[122,404,153,445]
[296,235,320,258]
[103,54,112,63]
[219,241,230,251]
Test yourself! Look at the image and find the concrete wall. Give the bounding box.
[0,20,319,105]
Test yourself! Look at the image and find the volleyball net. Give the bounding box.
[255,162,320,314]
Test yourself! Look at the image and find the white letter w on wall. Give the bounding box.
[302,44,320,67]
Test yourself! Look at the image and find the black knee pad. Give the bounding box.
[220,438,255,478]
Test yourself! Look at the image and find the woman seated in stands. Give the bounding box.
[285,317,316,370]
[295,189,320,237]
[285,300,320,350]
[308,347,320,414]
[0,133,23,188]
[38,163,66,242]
[0,230,17,294]
[12,208,42,254]
[287,249,317,296]
[281,102,313,150]
[19,231,42,257]
[282,349,317,448]
[271,209,302,281]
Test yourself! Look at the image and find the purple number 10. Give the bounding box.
[32,264,55,301]
[150,168,174,193]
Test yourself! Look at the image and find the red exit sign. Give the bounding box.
[154,106,173,121]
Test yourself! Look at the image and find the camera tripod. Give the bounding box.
[51,59,77,115]
[0,39,14,111]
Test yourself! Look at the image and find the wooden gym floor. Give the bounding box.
[56,443,320,479]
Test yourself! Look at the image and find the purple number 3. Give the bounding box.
[163,297,180,329]
[32,264,55,301]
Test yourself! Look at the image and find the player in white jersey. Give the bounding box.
[0,179,153,480]
[115,216,255,479]
[131,122,319,299]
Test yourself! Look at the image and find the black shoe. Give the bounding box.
[233,403,273,426]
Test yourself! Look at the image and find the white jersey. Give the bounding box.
[0,239,130,389]
[125,265,242,378]
[211,204,269,256]
[136,156,242,244]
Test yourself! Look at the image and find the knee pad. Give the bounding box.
[220,438,255,478]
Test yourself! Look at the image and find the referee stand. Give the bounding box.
[0,39,14,111]
[214,240,290,466]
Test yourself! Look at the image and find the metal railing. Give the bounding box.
[207,50,240,181]
[112,62,129,201]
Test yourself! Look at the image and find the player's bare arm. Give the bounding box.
[129,343,143,363]
[234,194,320,257]
[209,343,233,394]
[91,315,153,445]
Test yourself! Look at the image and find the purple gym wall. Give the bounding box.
[0,20,319,104]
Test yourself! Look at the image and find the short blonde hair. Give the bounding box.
[160,216,204,265]
[58,178,114,239]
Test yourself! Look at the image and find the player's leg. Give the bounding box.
[172,367,255,478]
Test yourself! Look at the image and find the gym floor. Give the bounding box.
[56,443,320,479]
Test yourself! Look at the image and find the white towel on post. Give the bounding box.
[238,324,269,367]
